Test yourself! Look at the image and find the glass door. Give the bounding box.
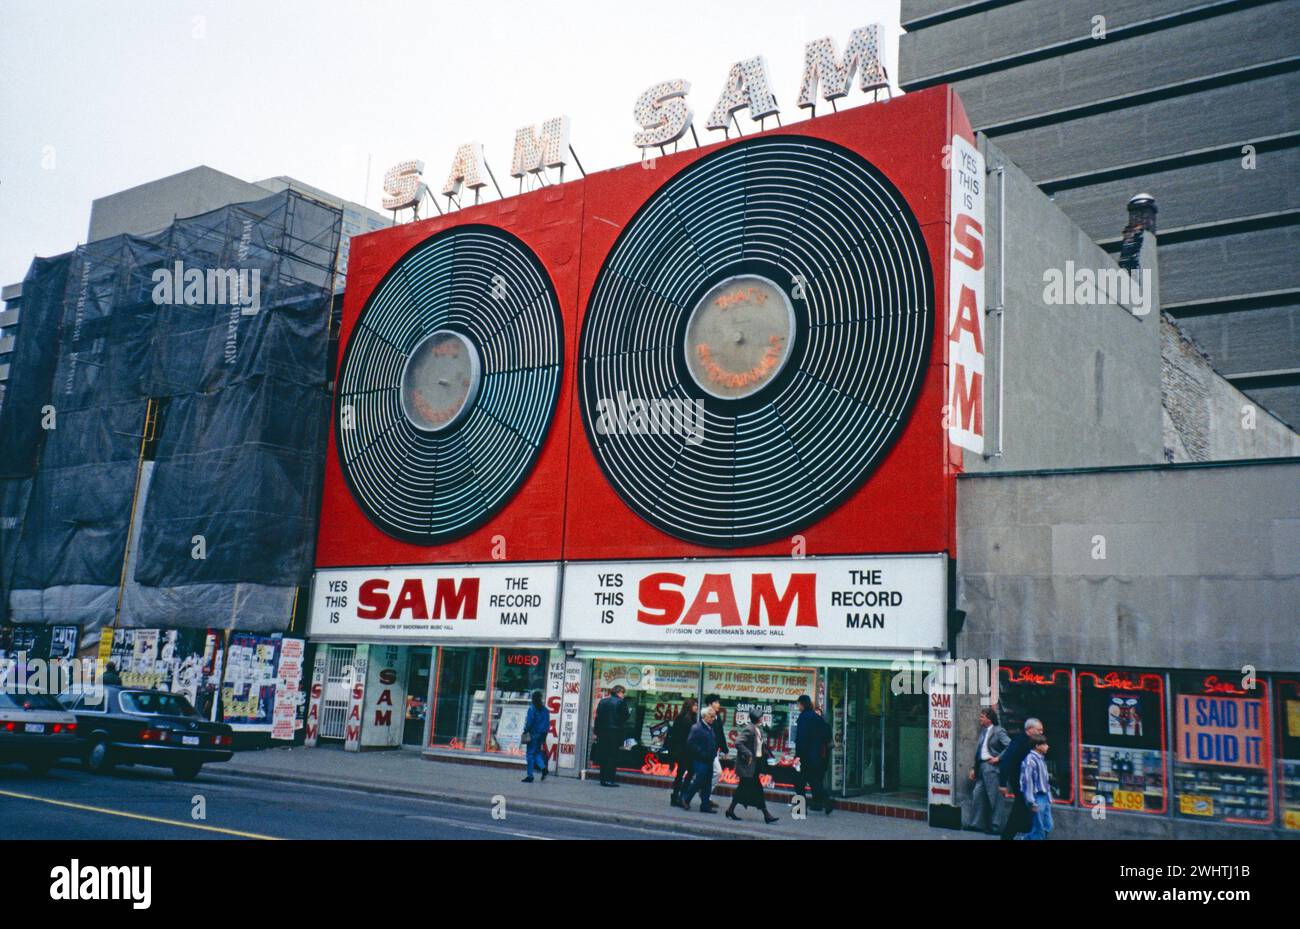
[402,648,432,747]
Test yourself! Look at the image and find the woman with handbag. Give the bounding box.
[667,697,699,807]
[521,690,550,783]
[726,709,780,824]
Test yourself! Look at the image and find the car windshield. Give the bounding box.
[120,691,196,716]
[0,691,64,711]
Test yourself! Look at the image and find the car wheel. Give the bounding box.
[173,762,202,781]
[85,737,115,774]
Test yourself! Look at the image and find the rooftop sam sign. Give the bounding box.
[383,23,890,212]
[560,555,945,651]
[309,564,560,641]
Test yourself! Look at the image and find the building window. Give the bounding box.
[1276,678,1300,832]
[1077,669,1167,815]
[486,648,549,757]
[1172,672,1273,826]
[703,665,817,789]
[429,647,491,752]
[997,664,1074,804]
[588,660,701,775]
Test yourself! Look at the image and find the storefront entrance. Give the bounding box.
[429,645,550,758]
[319,645,355,741]
[402,648,431,747]
[832,668,927,798]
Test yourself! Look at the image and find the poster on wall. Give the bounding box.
[105,629,222,718]
[704,665,814,773]
[1173,673,1272,826]
[998,664,1074,803]
[222,634,307,732]
[1077,670,1167,815]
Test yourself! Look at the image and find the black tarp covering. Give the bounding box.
[0,255,71,478]
[4,189,340,629]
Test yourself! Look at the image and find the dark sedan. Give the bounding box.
[0,691,81,774]
[57,686,234,780]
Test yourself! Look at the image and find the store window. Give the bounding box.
[487,648,549,757]
[429,647,491,751]
[997,664,1074,803]
[1077,669,1167,815]
[703,665,817,789]
[1276,678,1300,832]
[1173,672,1272,826]
[588,660,700,775]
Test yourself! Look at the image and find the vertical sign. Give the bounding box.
[545,651,566,772]
[344,644,369,752]
[928,673,956,807]
[948,134,986,455]
[558,659,584,770]
[304,650,327,747]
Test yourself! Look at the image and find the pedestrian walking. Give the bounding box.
[667,697,698,807]
[593,685,629,787]
[965,707,1010,833]
[792,695,834,815]
[726,708,779,824]
[101,662,122,686]
[1020,735,1053,839]
[998,716,1043,840]
[520,690,550,783]
[679,706,719,813]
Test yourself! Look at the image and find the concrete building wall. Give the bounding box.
[901,0,1300,439]
[87,166,268,242]
[956,459,1300,673]
[965,138,1164,473]
[1162,316,1300,461]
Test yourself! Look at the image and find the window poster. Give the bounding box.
[1173,673,1272,826]
[998,664,1074,803]
[1077,669,1167,815]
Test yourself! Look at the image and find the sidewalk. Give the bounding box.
[218,744,981,841]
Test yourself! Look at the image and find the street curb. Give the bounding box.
[210,766,817,840]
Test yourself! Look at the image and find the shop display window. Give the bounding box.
[429,647,491,751]
[997,664,1074,803]
[1173,672,1272,825]
[487,648,549,756]
[704,665,816,789]
[588,660,701,776]
[1076,669,1167,815]
[1276,678,1300,832]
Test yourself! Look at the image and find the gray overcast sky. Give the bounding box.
[0,0,901,287]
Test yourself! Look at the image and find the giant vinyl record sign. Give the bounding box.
[566,86,972,561]
[315,185,584,568]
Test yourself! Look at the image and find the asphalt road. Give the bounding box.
[0,761,698,840]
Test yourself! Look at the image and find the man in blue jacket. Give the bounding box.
[793,695,834,815]
[679,706,719,813]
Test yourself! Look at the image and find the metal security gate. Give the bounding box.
[319,645,355,741]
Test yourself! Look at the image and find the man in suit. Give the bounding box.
[965,707,1010,834]
[998,716,1044,839]
[593,685,630,786]
[793,695,834,815]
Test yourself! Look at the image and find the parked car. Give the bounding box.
[57,686,234,780]
[0,690,80,774]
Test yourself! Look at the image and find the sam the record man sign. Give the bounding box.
[309,564,560,641]
[947,133,986,455]
[561,555,945,650]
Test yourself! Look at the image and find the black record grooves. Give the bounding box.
[578,136,933,547]
[335,225,563,544]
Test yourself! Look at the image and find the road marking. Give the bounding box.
[402,814,555,840]
[0,788,280,840]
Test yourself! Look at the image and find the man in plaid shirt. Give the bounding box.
[1019,735,1053,840]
